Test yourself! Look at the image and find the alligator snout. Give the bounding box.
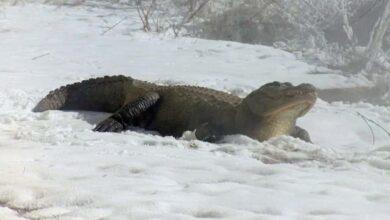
[285,84,316,97]
[297,83,316,92]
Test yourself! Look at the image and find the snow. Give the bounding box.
[0,3,389,220]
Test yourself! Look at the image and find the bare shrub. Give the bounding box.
[135,0,156,32]
[170,0,209,37]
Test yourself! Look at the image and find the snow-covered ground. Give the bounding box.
[0,3,389,220]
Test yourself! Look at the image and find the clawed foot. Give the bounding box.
[93,117,124,132]
[194,123,220,143]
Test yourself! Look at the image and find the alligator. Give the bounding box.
[33,75,317,142]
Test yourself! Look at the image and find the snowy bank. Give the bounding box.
[0,4,389,220]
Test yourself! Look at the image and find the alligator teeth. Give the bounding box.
[286,90,310,97]
[286,90,296,96]
[287,90,301,96]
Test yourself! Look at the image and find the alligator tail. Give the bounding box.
[33,75,134,113]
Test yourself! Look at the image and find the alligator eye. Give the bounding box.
[265,81,281,87]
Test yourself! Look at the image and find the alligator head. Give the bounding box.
[236,82,317,141]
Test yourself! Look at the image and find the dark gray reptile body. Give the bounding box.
[34,75,316,142]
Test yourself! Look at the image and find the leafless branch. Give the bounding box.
[356,112,376,145]
[32,52,50,60]
[351,0,381,25]
[357,112,390,137]
[101,17,127,35]
[136,0,157,32]
[172,0,210,37]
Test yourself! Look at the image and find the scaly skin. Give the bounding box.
[33,75,317,142]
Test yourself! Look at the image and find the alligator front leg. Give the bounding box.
[93,92,160,132]
[194,123,223,143]
[290,126,312,143]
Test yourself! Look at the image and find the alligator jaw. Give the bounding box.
[264,91,316,118]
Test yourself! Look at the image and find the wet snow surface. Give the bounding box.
[0,4,390,220]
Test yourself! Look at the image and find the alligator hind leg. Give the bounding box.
[93,92,160,132]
